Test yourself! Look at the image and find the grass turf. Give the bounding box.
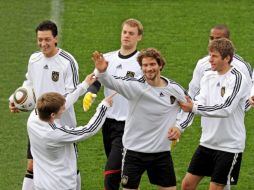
[0,0,253,189]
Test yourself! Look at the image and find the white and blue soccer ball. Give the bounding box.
[13,86,36,111]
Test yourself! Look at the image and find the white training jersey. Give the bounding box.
[95,69,187,153]
[27,89,109,190]
[103,50,142,121]
[178,67,249,153]
[188,54,252,99]
[23,48,79,127]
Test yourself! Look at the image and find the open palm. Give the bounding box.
[92,51,108,73]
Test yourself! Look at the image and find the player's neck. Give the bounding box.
[40,117,52,123]
[119,47,137,56]
[147,76,166,87]
[218,65,232,75]
[44,47,59,58]
[47,118,55,124]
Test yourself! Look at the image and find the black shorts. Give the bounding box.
[102,118,125,158]
[188,145,242,185]
[121,149,176,189]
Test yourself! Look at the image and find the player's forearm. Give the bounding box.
[65,81,89,109]
[176,112,195,132]
[95,69,129,97]
[58,101,109,143]
[193,103,235,118]
[75,101,109,141]
[94,69,116,89]
[86,80,101,94]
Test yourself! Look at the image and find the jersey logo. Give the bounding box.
[126,71,135,78]
[159,92,165,97]
[121,175,128,185]
[43,65,48,69]
[52,71,59,82]
[170,96,176,104]
[116,64,122,69]
[221,86,225,97]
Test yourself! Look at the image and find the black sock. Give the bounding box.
[25,170,33,179]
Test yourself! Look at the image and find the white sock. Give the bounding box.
[22,177,34,190]
[76,171,81,190]
[223,185,231,190]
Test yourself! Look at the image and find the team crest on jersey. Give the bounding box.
[126,71,135,78]
[160,92,165,97]
[170,96,176,104]
[221,86,225,97]
[52,71,59,82]
[121,175,128,185]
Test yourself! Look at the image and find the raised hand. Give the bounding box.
[92,51,108,73]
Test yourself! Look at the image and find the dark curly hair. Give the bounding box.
[137,48,166,71]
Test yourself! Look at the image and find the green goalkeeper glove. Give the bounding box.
[83,92,97,112]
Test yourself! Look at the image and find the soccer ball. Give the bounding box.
[13,86,36,111]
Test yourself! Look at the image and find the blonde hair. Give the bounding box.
[122,18,143,35]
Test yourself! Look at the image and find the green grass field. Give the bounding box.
[1,0,254,189]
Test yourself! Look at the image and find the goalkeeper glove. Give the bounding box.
[171,139,179,150]
[83,92,97,112]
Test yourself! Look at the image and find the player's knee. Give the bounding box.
[27,159,33,172]
[181,178,193,190]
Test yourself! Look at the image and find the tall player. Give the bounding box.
[9,20,86,190]
[101,18,143,190]
[189,24,252,99]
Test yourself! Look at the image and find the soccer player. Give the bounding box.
[187,25,252,190]
[8,20,91,190]
[92,48,188,190]
[188,24,252,99]
[27,87,114,190]
[99,18,143,190]
[178,38,249,190]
